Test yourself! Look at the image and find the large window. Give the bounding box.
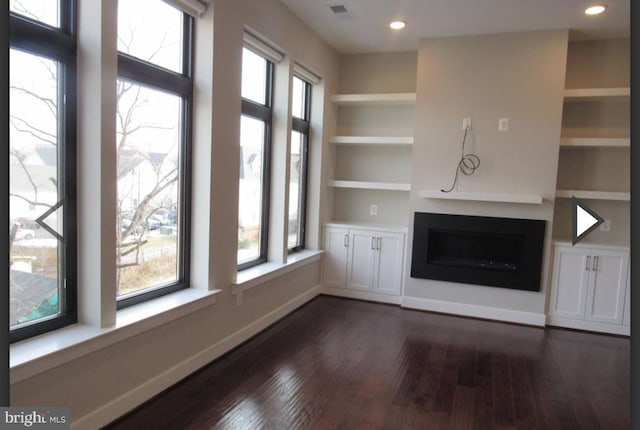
[116,0,193,307]
[9,0,77,342]
[238,47,273,269]
[288,76,311,251]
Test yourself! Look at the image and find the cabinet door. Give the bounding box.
[585,250,628,325]
[373,232,405,296]
[346,230,376,291]
[549,247,590,320]
[324,227,349,289]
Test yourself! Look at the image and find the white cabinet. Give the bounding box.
[323,227,350,289]
[323,224,405,304]
[548,243,629,335]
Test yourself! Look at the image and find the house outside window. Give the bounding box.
[9,0,78,342]
[115,0,194,307]
[238,47,274,269]
[288,75,311,251]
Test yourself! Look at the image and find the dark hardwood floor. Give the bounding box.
[106,295,630,429]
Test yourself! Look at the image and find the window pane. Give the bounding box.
[292,76,307,120]
[241,48,268,105]
[118,0,183,73]
[238,115,266,264]
[288,131,304,249]
[116,80,182,297]
[9,49,62,327]
[10,0,59,27]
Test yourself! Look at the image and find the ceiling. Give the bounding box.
[278,0,630,54]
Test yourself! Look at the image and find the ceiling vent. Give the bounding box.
[327,2,354,19]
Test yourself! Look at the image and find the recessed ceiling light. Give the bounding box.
[585,5,607,15]
[389,20,407,30]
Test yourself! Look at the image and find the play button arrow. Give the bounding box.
[572,197,605,245]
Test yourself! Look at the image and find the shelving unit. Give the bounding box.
[329,91,416,227]
[552,39,630,247]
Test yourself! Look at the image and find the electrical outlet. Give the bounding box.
[498,118,509,131]
[600,219,611,232]
[370,204,378,216]
[462,118,472,130]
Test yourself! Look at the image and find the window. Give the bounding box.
[116,0,193,307]
[288,76,311,251]
[238,47,274,268]
[9,0,77,342]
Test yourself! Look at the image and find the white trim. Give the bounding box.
[243,29,285,64]
[293,62,321,84]
[233,250,323,295]
[419,190,543,204]
[328,180,411,191]
[546,316,630,336]
[162,0,207,17]
[555,189,630,201]
[71,285,322,430]
[10,289,221,383]
[401,296,546,326]
[330,93,416,105]
[322,287,401,305]
[563,87,630,101]
[330,136,414,145]
[560,137,630,148]
[324,222,408,234]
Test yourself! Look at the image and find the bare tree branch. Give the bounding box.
[10,86,57,118]
[10,116,57,146]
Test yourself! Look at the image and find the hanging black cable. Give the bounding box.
[441,126,480,193]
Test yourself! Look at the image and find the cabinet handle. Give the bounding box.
[593,256,599,272]
[371,236,376,250]
[344,234,349,247]
[585,255,591,271]
[377,237,381,250]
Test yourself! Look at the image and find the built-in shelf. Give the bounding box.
[555,189,630,201]
[330,136,414,145]
[563,87,630,102]
[419,190,543,205]
[329,180,411,191]
[560,137,630,148]
[330,93,416,105]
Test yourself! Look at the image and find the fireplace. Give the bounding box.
[411,213,545,291]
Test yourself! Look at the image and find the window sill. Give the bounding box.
[10,288,221,384]
[232,250,324,299]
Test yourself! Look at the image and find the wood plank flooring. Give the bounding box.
[106,296,630,429]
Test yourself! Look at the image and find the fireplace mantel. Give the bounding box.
[419,190,543,205]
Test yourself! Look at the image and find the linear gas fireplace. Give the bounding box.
[411,213,545,291]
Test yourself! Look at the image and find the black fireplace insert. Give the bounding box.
[411,212,545,291]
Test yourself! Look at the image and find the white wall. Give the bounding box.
[10,0,339,427]
[405,31,569,321]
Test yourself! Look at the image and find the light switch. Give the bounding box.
[498,118,509,131]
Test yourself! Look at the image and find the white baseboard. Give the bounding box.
[401,296,546,327]
[546,316,630,336]
[322,286,401,305]
[72,284,322,430]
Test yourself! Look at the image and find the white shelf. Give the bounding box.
[563,87,630,102]
[560,137,630,148]
[330,93,416,105]
[329,180,411,191]
[555,190,630,201]
[330,136,414,145]
[419,190,543,204]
